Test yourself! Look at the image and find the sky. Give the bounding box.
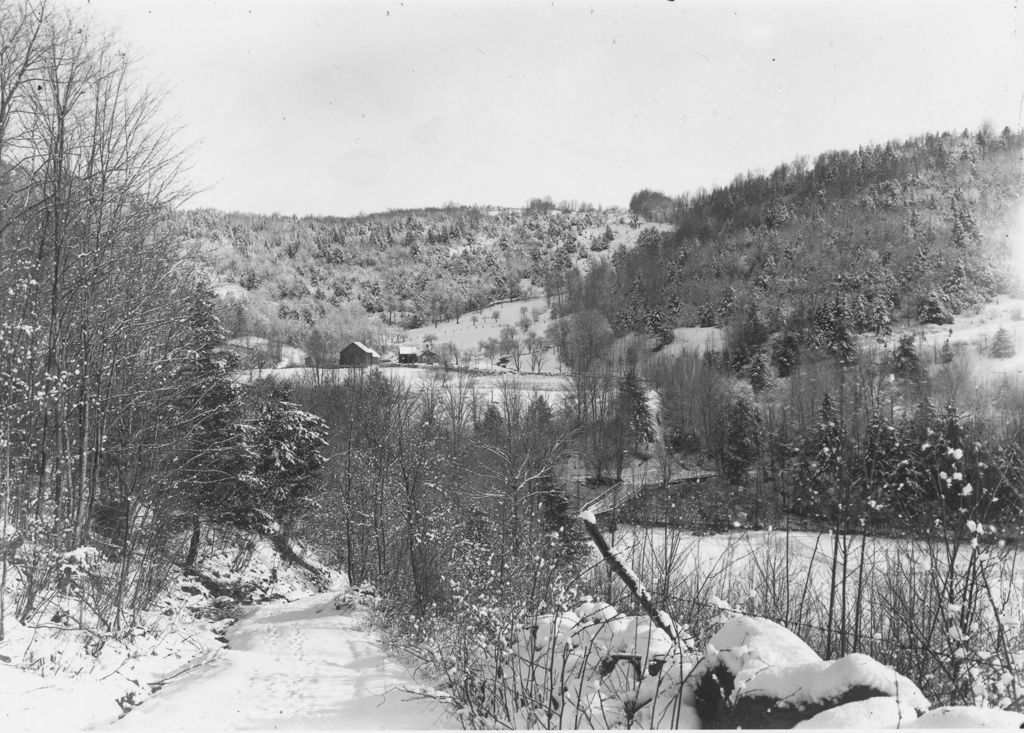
[68,0,1024,218]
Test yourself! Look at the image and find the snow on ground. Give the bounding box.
[110,592,455,731]
[241,364,570,404]
[797,699,1024,728]
[405,293,554,362]
[0,531,344,731]
[0,575,231,731]
[573,220,676,276]
[226,336,308,368]
[1,663,139,731]
[610,525,1024,580]
[661,325,725,354]
[866,295,1024,380]
[902,705,1024,728]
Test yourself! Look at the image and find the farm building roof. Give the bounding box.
[347,341,381,358]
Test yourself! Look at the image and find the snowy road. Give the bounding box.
[110,593,455,731]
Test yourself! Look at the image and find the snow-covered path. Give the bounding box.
[109,593,455,731]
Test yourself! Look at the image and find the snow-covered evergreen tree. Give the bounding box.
[893,334,922,380]
[170,281,257,567]
[939,336,955,364]
[991,327,1015,359]
[249,378,328,529]
[619,370,656,450]
[722,396,761,484]
[771,330,801,378]
[749,350,772,393]
[918,291,954,325]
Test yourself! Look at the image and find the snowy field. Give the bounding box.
[405,293,553,357]
[603,524,1024,677]
[865,295,1024,379]
[609,525,1024,597]
[240,364,570,403]
[660,325,725,354]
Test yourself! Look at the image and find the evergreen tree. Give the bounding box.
[918,291,954,325]
[771,331,801,378]
[950,190,980,248]
[991,327,1015,359]
[476,403,504,440]
[749,350,772,393]
[171,282,257,568]
[817,296,857,365]
[616,273,647,332]
[248,378,329,529]
[910,397,937,444]
[619,370,656,450]
[651,312,676,350]
[722,397,761,484]
[820,391,839,426]
[850,292,870,331]
[941,403,965,448]
[792,393,847,519]
[867,295,893,335]
[698,303,717,327]
[892,334,922,380]
[526,393,555,428]
[939,337,955,364]
[951,207,968,250]
[943,261,969,313]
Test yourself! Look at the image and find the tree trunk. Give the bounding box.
[581,514,676,640]
[184,518,202,569]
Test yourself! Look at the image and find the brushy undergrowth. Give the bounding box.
[381,524,1023,729]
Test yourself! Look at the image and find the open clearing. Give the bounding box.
[240,364,569,403]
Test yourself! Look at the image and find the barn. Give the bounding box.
[419,347,439,364]
[338,341,381,367]
[398,345,419,364]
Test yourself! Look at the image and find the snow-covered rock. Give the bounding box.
[905,705,1024,728]
[799,701,1024,729]
[795,697,922,728]
[693,616,928,728]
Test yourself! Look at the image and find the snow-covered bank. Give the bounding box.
[0,572,231,731]
[1,531,344,731]
[111,592,455,731]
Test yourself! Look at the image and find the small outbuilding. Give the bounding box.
[419,347,439,364]
[339,341,381,367]
[398,345,419,364]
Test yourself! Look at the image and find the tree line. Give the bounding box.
[0,0,326,638]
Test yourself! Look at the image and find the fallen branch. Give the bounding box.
[579,510,676,640]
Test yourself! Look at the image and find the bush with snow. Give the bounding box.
[420,595,1024,729]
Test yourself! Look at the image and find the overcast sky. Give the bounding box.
[70,0,1024,217]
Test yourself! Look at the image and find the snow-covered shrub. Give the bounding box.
[410,590,1013,729]
[603,522,1024,716]
[416,597,699,729]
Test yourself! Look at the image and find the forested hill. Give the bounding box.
[180,201,649,353]
[570,127,1024,345]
